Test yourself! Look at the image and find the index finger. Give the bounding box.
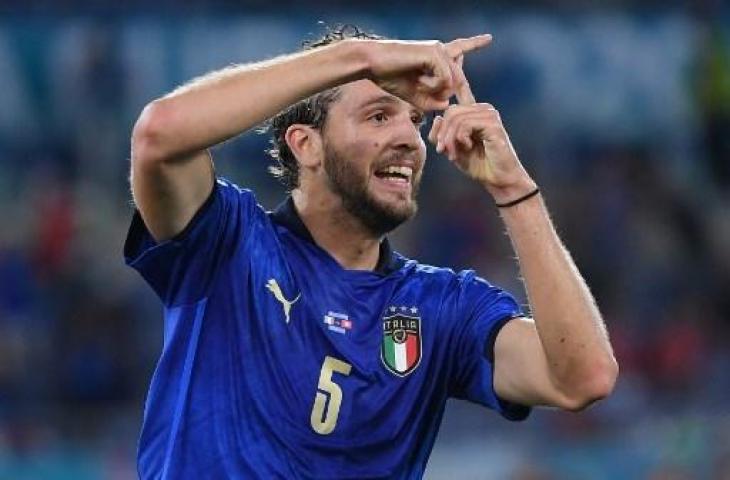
[445,34,492,59]
[450,55,476,105]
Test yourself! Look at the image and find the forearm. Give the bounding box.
[138,40,369,161]
[499,192,617,399]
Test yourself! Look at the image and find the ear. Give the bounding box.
[285,124,322,169]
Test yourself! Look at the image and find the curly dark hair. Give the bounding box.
[264,24,384,190]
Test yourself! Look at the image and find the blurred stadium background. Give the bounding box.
[0,1,729,479]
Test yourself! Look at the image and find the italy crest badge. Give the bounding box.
[381,307,421,377]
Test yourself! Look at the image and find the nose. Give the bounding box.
[390,114,424,154]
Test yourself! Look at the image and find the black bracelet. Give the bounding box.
[495,187,540,208]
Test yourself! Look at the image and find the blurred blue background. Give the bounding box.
[0,1,729,479]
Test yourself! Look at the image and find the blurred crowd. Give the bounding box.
[0,4,728,479]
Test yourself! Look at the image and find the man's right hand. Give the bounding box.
[130,32,492,242]
[361,34,492,111]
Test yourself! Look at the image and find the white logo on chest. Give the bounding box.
[265,279,301,324]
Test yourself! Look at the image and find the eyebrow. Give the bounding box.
[357,94,424,116]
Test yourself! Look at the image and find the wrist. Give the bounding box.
[495,187,540,208]
[483,177,538,205]
[336,39,375,83]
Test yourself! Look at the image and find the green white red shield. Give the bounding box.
[381,313,421,376]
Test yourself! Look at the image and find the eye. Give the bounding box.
[369,112,387,124]
[411,112,426,127]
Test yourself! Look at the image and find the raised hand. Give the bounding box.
[427,57,536,202]
[362,34,492,111]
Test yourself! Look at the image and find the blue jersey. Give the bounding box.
[124,177,529,479]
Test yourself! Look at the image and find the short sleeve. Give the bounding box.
[123,177,260,307]
[449,271,531,421]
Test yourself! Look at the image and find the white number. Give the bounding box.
[310,356,352,435]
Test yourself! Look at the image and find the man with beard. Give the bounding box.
[125,25,617,479]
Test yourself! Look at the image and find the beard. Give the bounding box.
[322,140,420,237]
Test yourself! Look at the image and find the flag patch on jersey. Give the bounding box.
[381,309,421,376]
[323,311,352,334]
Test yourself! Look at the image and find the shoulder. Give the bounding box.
[396,255,487,293]
[399,255,481,284]
[215,176,256,199]
[208,176,282,256]
[398,256,515,309]
[214,176,270,222]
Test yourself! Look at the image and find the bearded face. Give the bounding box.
[316,80,427,237]
[322,137,422,236]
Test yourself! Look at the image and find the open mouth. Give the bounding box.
[373,165,413,186]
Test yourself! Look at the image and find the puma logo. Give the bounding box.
[265,279,301,324]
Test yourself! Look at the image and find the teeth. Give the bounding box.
[382,165,413,178]
[386,176,408,184]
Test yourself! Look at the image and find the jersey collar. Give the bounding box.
[269,196,403,275]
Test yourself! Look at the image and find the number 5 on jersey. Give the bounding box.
[310,356,352,435]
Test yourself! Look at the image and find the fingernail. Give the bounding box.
[436,141,442,152]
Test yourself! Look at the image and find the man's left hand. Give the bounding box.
[427,56,536,204]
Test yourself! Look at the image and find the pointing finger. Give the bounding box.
[445,34,492,59]
[451,57,476,105]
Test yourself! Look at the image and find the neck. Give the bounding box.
[292,189,382,271]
